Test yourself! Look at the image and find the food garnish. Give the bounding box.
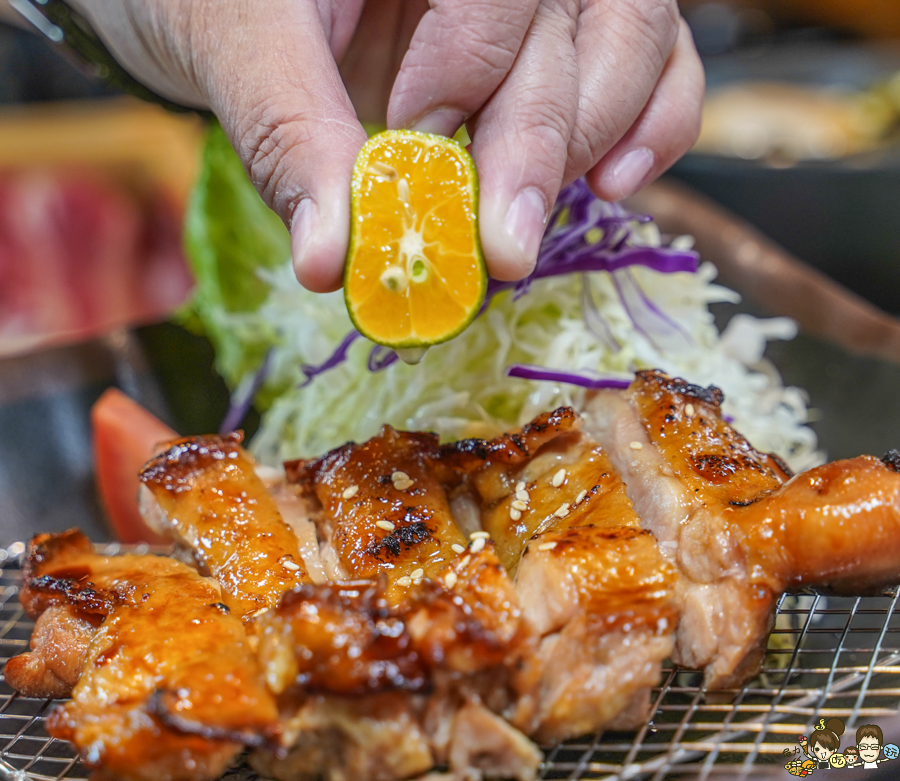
[344,130,485,357]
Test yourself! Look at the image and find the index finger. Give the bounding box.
[386,0,540,136]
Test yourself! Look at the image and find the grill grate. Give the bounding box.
[1,544,899,781]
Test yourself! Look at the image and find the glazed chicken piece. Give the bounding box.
[447,416,677,742]
[5,604,99,699]
[736,453,900,594]
[286,426,469,602]
[5,530,279,781]
[282,426,540,779]
[515,471,677,740]
[586,370,900,688]
[251,548,541,781]
[438,407,581,573]
[140,431,310,619]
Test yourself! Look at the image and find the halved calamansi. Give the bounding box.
[344,130,486,351]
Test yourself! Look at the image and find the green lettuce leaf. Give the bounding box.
[183,120,290,386]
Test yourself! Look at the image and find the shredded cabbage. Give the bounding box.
[184,124,821,470]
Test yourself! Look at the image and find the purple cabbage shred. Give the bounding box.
[506,364,632,390]
[220,348,274,434]
[484,178,697,305]
[299,331,361,388]
[368,344,399,372]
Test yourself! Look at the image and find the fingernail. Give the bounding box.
[291,198,322,281]
[411,108,464,137]
[291,198,318,250]
[505,187,548,270]
[607,148,655,201]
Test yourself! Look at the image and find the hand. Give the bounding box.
[68,0,703,291]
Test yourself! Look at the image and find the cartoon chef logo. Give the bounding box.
[785,719,899,774]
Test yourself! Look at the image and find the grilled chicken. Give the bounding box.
[446,417,677,742]
[12,371,900,781]
[251,548,540,781]
[281,427,544,781]
[287,407,677,744]
[6,530,279,781]
[139,432,310,619]
[586,369,900,688]
[287,427,469,602]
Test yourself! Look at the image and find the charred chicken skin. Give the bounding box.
[6,530,279,781]
[286,426,469,602]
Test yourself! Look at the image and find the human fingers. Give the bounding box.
[386,0,540,136]
[70,0,368,293]
[561,0,684,190]
[586,19,704,200]
[467,0,579,280]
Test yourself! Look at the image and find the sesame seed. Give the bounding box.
[375,520,396,532]
[444,571,458,589]
[391,471,410,482]
[685,403,695,417]
[551,468,567,487]
[554,503,570,518]
[342,485,359,499]
[511,499,527,511]
[459,555,471,569]
[413,578,423,586]
[282,559,301,572]
[510,507,522,521]
[515,487,529,502]
[470,531,490,540]
[410,568,424,580]
[575,489,587,505]
[537,541,557,551]
[397,576,412,587]
[469,537,486,554]
[451,543,465,554]
[515,480,526,492]
[630,441,643,450]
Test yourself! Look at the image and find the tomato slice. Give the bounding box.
[91,388,177,544]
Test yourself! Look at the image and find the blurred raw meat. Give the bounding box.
[0,169,193,357]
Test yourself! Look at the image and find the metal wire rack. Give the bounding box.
[1,543,899,781]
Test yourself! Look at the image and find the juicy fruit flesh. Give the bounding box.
[346,132,484,347]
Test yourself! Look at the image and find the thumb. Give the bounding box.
[195,1,367,292]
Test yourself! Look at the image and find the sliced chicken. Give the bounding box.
[17,380,900,781]
[251,546,539,781]
[286,426,469,602]
[282,425,547,780]
[6,530,279,781]
[447,417,677,741]
[139,431,310,619]
[586,369,900,689]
